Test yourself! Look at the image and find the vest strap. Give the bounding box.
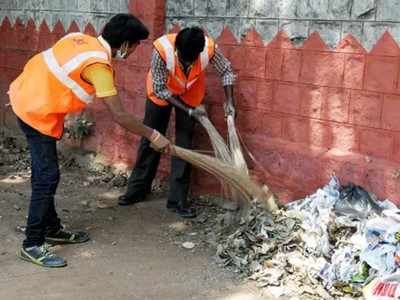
[158,36,175,74]
[200,37,211,71]
[156,35,214,92]
[42,48,94,104]
[186,78,198,89]
[62,51,108,74]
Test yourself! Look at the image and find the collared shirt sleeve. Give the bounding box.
[151,49,173,100]
[81,63,118,98]
[210,47,236,86]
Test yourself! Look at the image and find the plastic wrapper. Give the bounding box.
[335,183,383,219]
[364,273,400,299]
[287,177,343,256]
[319,246,359,288]
[360,216,400,275]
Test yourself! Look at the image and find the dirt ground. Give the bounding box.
[0,133,272,300]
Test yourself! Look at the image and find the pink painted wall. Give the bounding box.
[2,0,400,204]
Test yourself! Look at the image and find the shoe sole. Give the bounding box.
[167,207,196,218]
[178,214,197,219]
[118,194,146,206]
[118,198,145,206]
[45,236,90,245]
[118,201,138,206]
[17,251,67,268]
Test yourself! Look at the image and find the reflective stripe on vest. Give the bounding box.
[186,78,198,89]
[200,37,210,71]
[62,51,108,74]
[158,36,213,89]
[158,35,175,73]
[42,48,94,104]
[174,76,186,89]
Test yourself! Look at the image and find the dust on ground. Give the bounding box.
[0,131,272,300]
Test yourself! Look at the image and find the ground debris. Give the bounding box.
[204,176,396,299]
[0,130,82,174]
[182,242,196,249]
[169,221,190,234]
[213,208,320,298]
[0,130,391,299]
[0,133,30,173]
[96,200,113,209]
[110,174,127,187]
[80,200,90,207]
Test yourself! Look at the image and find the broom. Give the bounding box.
[169,145,279,213]
[196,114,279,212]
[196,115,239,206]
[226,114,250,211]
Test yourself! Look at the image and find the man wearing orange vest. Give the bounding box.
[8,14,170,268]
[119,27,236,218]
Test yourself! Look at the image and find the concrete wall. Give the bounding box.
[0,0,168,177]
[165,1,400,202]
[166,0,400,50]
[2,0,400,204]
[0,0,130,32]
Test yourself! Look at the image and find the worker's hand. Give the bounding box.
[149,130,171,154]
[224,101,236,119]
[189,105,207,120]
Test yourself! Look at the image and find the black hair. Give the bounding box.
[175,27,205,63]
[102,14,149,49]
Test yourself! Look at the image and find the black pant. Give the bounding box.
[125,99,194,208]
[17,118,62,248]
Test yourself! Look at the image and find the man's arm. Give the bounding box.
[81,63,169,151]
[210,48,236,117]
[224,85,235,117]
[102,95,170,151]
[151,49,207,119]
[151,50,193,114]
[103,95,153,138]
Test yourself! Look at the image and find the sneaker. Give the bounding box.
[176,207,197,219]
[167,203,197,218]
[45,229,90,245]
[118,193,146,206]
[18,244,67,268]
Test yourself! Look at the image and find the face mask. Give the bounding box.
[115,49,127,59]
[115,42,129,60]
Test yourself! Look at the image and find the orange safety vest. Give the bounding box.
[9,33,112,138]
[147,34,215,107]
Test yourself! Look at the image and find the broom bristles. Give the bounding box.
[227,115,250,210]
[227,115,248,174]
[197,115,238,204]
[170,145,279,213]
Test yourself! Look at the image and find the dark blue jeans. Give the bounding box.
[125,99,194,209]
[18,118,62,248]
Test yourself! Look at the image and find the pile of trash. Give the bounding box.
[214,176,400,299]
